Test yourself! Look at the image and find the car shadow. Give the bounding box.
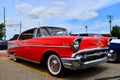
[64,65,108,80]
[95,75,120,80]
[14,59,48,72]
[12,59,109,79]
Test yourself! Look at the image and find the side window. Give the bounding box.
[36,28,42,37]
[19,29,35,40]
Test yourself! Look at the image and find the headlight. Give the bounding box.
[108,37,118,45]
[107,38,112,45]
[107,37,117,45]
[72,40,80,51]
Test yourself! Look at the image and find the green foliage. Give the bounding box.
[0,23,5,40]
[111,25,120,39]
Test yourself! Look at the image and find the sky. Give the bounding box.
[0,0,120,40]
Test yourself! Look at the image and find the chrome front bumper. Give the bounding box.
[61,47,111,70]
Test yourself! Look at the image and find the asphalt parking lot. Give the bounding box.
[0,50,120,80]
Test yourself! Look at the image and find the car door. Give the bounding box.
[21,28,39,61]
[23,28,43,62]
[17,28,36,59]
[16,33,27,58]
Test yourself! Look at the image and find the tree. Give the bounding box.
[0,23,5,40]
[111,25,120,39]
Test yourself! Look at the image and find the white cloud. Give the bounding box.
[100,30,109,34]
[66,0,120,21]
[16,1,66,19]
[16,2,32,15]
[15,0,120,21]
[74,11,99,21]
[4,0,120,39]
[5,18,20,26]
[0,18,20,26]
[114,19,120,23]
[94,21,108,27]
[70,26,86,33]
[93,18,120,28]
[94,30,109,34]
[0,20,3,23]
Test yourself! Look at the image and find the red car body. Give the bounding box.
[8,26,111,76]
[70,33,109,47]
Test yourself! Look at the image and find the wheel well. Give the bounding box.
[10,51,14,54]
[8,52,14,57]
[40,51,59,67]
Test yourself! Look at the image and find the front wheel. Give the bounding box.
[9,53,18,62]
[47,54,65,77]
[108,51,120,63]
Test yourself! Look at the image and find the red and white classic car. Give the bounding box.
[8,26,111,76]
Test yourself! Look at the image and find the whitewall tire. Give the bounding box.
[108,51,120,63]
[47,54,64,76]
[10,53,17,62]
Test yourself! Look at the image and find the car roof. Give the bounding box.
[39,26,66,30]
[21,26,67,35]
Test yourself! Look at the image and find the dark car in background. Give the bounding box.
[109,39,120,62]
[0,40,7,50]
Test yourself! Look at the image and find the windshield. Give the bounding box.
[40,27,68,36]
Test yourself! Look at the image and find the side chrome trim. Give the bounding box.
[8,44,18,49]
[17,56,40,64]
[21,44,71,48]
[8,44,71,50]
[72,47,109,57]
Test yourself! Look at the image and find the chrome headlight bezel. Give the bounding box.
[72,40,80,51]
[107,37,117,45]
[107,38,112,45]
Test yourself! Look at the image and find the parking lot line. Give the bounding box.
[1,57,67,80]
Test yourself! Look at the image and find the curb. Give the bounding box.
[0,50,8,57]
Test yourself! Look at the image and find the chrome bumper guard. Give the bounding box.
[61,47,111,70]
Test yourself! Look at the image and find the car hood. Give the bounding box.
[32,36,107,50]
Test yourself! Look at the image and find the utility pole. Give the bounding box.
[3,7,6,40]
[85,25,88,34]
[107,15,113,34]
[20,21,22,34]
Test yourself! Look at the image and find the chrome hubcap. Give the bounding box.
[50,59,59,72]
[109,52,117,61]
[48,55,61,75]
[10,53,17,61]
